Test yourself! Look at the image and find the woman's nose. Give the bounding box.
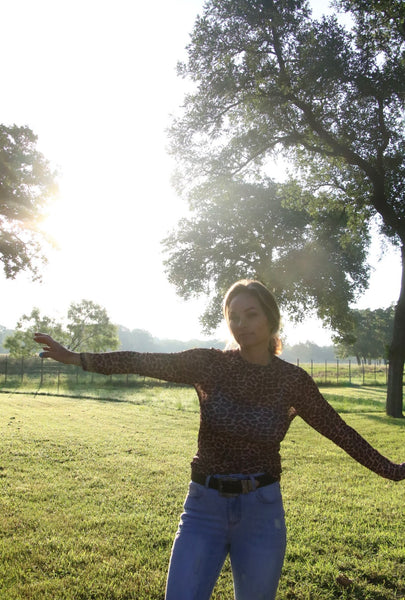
[236,316,246,328]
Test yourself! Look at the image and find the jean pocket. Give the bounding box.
[256,482,281,504]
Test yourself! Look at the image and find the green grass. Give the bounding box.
[321,386,389,413]
[0,376,201,412]
[0,388,404,599]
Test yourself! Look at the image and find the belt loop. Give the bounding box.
[204,475,211,488]
[249,474,259,490]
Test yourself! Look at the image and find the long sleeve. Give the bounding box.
[292,370,405,481]
[79,347,215,385]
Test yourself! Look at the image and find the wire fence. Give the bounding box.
[0,355,392,394]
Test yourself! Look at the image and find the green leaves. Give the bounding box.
[66,300,119,352]
[169,0,405,236]
[163,176,368,333]
[0,124,58,280]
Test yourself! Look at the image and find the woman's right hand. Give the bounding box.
[33,333,81,366]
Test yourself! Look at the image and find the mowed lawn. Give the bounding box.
[0,388,404,600]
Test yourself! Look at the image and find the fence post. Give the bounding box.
[40,357,44,386]
[4,355,7,384]
[336,359,339,385]
[297,358,299,367]
[21,356,24,383]
[311,359,313,378]
[349,359,351,385]
[57,368,60,394]
[362,360,365,385]
[324,360,328,384]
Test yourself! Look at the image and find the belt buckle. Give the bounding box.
[217,477,240,497]
[217,477,257,497]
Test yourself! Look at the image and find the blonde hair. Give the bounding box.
[223,279,282,355]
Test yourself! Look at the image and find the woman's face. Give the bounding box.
[227,292,271,352]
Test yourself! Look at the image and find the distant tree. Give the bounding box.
[117,326,156,352]
[117,325,224,352]
[0,125,58,280]
[0,325,14,353]
[281,342,337,364]
[4,301,119,357]
[66,300,119,352]
[4,309,66,358]
[333,306,395,365]
[166,0,405,416]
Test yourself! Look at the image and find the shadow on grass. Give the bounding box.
[360,412,405,427]
[323,394,385,413]
[0,381,195,410]
[0,387,129,404]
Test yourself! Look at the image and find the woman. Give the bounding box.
[34,279,405,600]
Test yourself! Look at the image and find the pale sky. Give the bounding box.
[1,0,402,345]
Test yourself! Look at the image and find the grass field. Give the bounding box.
[0,386,404,599]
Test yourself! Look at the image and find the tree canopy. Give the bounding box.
[0,124,58,280]
[164,177,368,333]
[66,300,119,352]
[164,0,405,416]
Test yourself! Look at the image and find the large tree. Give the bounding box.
[0,124,58,280]
[165,0,405,417]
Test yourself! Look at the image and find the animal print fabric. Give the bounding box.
[80,349,403,481]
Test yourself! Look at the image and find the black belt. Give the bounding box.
[191,470,278,497]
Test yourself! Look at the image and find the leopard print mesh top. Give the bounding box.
[80,348,403,481]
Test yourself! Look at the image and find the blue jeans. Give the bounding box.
[165,477,286,600]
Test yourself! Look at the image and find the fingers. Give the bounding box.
[34,333,61,359]
[34,334,50,351]
[34,332,54,344]
[33,333,79,366]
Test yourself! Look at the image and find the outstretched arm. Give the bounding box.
[34,332,216,384]
[34,333,81,367]
[293,370,405,482]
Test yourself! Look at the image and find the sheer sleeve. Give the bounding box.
[80,348,216,385]
[292,370,404,481]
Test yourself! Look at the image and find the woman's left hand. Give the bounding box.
[33,333,81,366]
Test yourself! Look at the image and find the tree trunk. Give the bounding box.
[386,244,405,418]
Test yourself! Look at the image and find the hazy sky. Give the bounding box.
[1,0,402,345]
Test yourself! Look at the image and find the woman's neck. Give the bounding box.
[239,347,272,366]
